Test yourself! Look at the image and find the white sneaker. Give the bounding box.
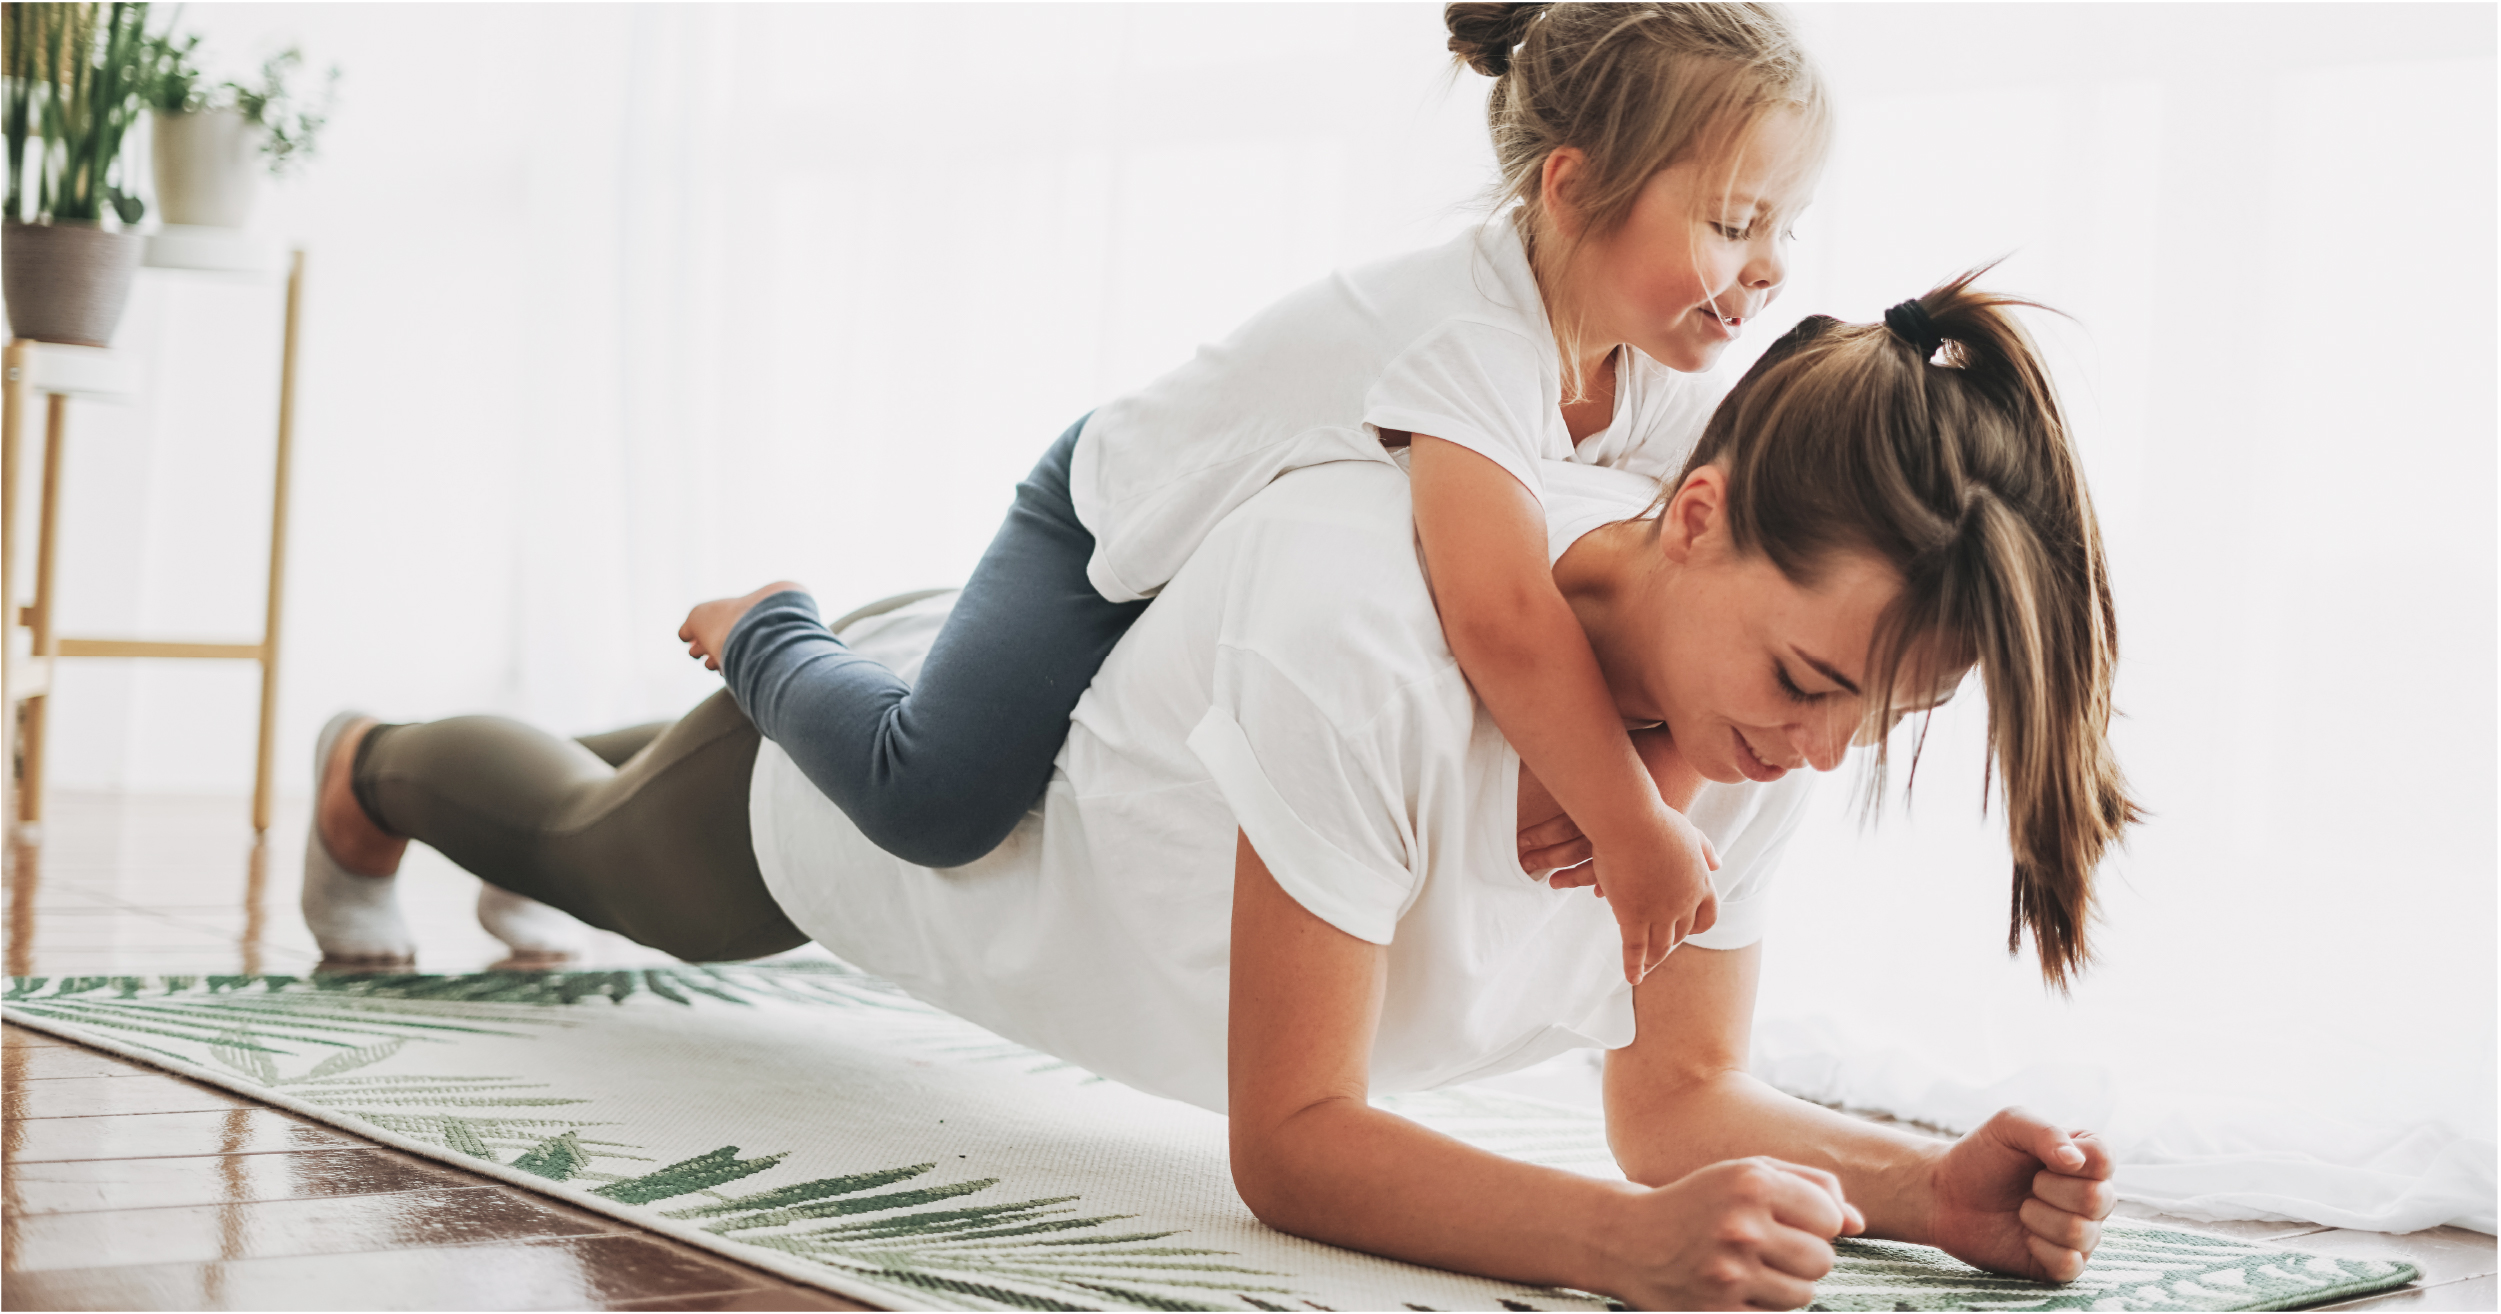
[477,882,584,961]
[300,710,415,965]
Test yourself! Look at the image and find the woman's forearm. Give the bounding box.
[1607,1065,1943,1244]
[1233,1095,1641,1293]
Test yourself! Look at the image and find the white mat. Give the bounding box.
[3,963,2420,1312]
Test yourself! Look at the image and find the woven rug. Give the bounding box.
[4,963,2418,1312]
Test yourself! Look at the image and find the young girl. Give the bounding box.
[304,275,2135,1306]
[683,2,1831,989]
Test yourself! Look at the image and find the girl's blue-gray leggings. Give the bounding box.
[717,416,1147,868]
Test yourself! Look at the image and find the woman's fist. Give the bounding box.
[1601,1156,1866,1310]
[1925,1107,2116,1282]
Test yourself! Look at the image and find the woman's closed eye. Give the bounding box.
[1774,661,1824,704]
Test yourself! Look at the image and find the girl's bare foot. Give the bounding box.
[679,580,811,671]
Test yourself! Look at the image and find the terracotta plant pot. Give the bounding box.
[152,106,262,228]
[2,223,146,346]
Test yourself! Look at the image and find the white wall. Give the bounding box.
[31,3,1499,793]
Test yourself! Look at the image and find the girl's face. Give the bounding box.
[1559,110,1817,373]
[1581,467,1955,786]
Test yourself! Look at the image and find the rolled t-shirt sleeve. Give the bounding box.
[1187,649,1421,946]
[1364,317,1564,502]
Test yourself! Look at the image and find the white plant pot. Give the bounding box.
[152,107,262,228]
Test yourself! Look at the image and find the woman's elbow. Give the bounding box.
[1228,1137,1311,1234]
[1604,1057,1749,1186]
[1225,1098,1354,1233]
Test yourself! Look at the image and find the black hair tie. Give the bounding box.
[1884,298,1944,360]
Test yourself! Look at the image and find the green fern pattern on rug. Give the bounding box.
[2,968,1309,1310]
[1,967,2424,1312]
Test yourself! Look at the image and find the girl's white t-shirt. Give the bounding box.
[1068,217,1729,604]
[751,460,1815,1115]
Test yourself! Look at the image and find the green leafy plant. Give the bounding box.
[1,1,158,225]
[227,46,333,176]
[135,26,198,111]
[140,29,337,179]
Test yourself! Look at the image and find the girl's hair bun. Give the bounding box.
[1446,2,1549,77]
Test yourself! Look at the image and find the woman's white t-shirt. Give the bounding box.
[751,460,1815,1115]
[1069,217,1729,604]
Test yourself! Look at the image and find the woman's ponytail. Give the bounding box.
[1667,269,2141,990]
[1909,276,2135,989]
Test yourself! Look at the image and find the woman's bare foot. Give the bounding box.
[679,580,811,671]
[317,718,408,877]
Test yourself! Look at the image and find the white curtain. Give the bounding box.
[49,3,2495,1234]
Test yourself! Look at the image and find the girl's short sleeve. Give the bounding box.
[1364,318,1567,503]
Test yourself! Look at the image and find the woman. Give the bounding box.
[304,280,2134,1309]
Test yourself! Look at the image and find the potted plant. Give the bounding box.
[148,40,334,230]
[3,1,156,347]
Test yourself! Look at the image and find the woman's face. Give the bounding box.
[1581,467,1950,786]
[1554,110,1816,374]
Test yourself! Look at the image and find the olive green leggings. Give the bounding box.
[350,690,809,962]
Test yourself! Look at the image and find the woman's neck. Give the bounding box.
[1552,518,1652,704]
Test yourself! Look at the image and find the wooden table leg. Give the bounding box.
[2,340,23,830]
[252,250,305,835]
[20,392,65,834]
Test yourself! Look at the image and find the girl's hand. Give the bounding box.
[678,580,810,671]
[1591,809,1720,984]
[1517,763,1598,877]
[1923,1108,2116,1282]
[1518,729,1708,891]
[1598,1157,1866,1311]
[1521,810,1597,881]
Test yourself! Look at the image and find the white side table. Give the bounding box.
[2,235,304,837]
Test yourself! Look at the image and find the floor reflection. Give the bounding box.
[5,825,34,980]
[241,836,269,979]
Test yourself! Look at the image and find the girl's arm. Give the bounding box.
[1408,434,1713,978]
[1227,831,1859,1309]
[1603,943,2119,1282]
[1528,726,1711,887]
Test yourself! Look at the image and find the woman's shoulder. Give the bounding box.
[1183,465,1463,694]
[1196,462,1434,619]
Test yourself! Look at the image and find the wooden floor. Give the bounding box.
[2,789,2491,1311]
[3,790,869,1311]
